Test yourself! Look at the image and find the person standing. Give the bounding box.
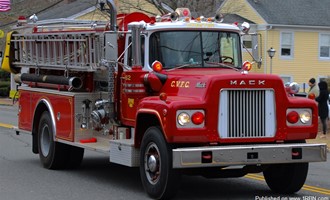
[307,78,319,99]
[315,81,329,138]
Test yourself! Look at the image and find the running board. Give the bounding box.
[59,138,140,167]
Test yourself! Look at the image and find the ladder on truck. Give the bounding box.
[11,32,104,72]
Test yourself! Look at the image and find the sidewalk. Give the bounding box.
[0,97,329,150]
[0,97,17,106]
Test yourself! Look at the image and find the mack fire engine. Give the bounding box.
[1,1,327,199]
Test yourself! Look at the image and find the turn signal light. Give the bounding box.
[191,111,205,125]
[308,93,315,99]
[242,61,252,71]
[286,108,312,126]
[287,111,299,124]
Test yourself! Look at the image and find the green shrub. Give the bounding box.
[0,69,10,81]
[0,80,10,97]
[0,86,10,97]
[0,81,10,88]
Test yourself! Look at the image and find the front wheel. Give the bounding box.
[139,127,180,200]
[263,163,309,194]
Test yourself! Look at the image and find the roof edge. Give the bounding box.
[265,24,330,30]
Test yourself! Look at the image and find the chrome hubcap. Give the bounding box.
[144,143,161,185]
[40,125,51,157]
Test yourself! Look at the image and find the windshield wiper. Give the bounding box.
[205,62,239,71]
[166,63,200,71]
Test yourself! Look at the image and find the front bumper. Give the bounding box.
[172,143,327,168]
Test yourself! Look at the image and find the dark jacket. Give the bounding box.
[315,81,329,119]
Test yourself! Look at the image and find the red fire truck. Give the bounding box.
[1,1,327,199]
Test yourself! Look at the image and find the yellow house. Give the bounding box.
[220,0,330,92]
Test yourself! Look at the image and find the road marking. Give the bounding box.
[0,123,14,129]
[245,174,330,195]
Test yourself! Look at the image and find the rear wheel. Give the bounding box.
[38,111,84,169]
[263,163,308,194]
[140,127,180,199]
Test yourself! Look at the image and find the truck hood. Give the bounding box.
[159,68,286,99]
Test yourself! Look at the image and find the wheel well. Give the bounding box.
[32,103,49,154]
[135,113,161,148]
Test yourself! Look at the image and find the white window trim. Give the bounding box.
[280,31,294,59]
[242,35,252,52]
[279,75,293,84]
[319,33,330,60]
[318,75,329,82]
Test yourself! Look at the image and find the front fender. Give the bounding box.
[135,96,206,146]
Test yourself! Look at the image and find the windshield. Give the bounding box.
[149,31,242,69]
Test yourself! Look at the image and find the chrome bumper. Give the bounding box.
[172,143,327,168]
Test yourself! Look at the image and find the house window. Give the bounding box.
[319,76,329,83]
[319,34,330,59]
[279,75,292,84]
[280,32,293,57]
[242,35,252,49]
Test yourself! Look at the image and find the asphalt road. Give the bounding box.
[0,104,329,200]
[0,104,17,128]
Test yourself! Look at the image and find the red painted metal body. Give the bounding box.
[5,7,326,199]
[13,11,318,150]
[135,68,318,145]
[120,69,148,125]
[16,12,154,141]
[19,90,74,141]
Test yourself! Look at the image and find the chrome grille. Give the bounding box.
[218,89,276,138]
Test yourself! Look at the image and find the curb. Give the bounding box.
[0,98,17,106]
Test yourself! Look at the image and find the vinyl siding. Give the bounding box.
[223,0,330,89]
[279,31,329,84]
[244,29,330,85]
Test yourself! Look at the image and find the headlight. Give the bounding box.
[300,111,311,124]
[176,110,205,128]
[286,108,312,126]
[177,112,190,126]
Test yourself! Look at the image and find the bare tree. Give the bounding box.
[118,0,225,17]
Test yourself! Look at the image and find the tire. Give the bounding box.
[140,127,181,200]
[66,146,84,169]
[38,111,84,169]
[263,163,309,194]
